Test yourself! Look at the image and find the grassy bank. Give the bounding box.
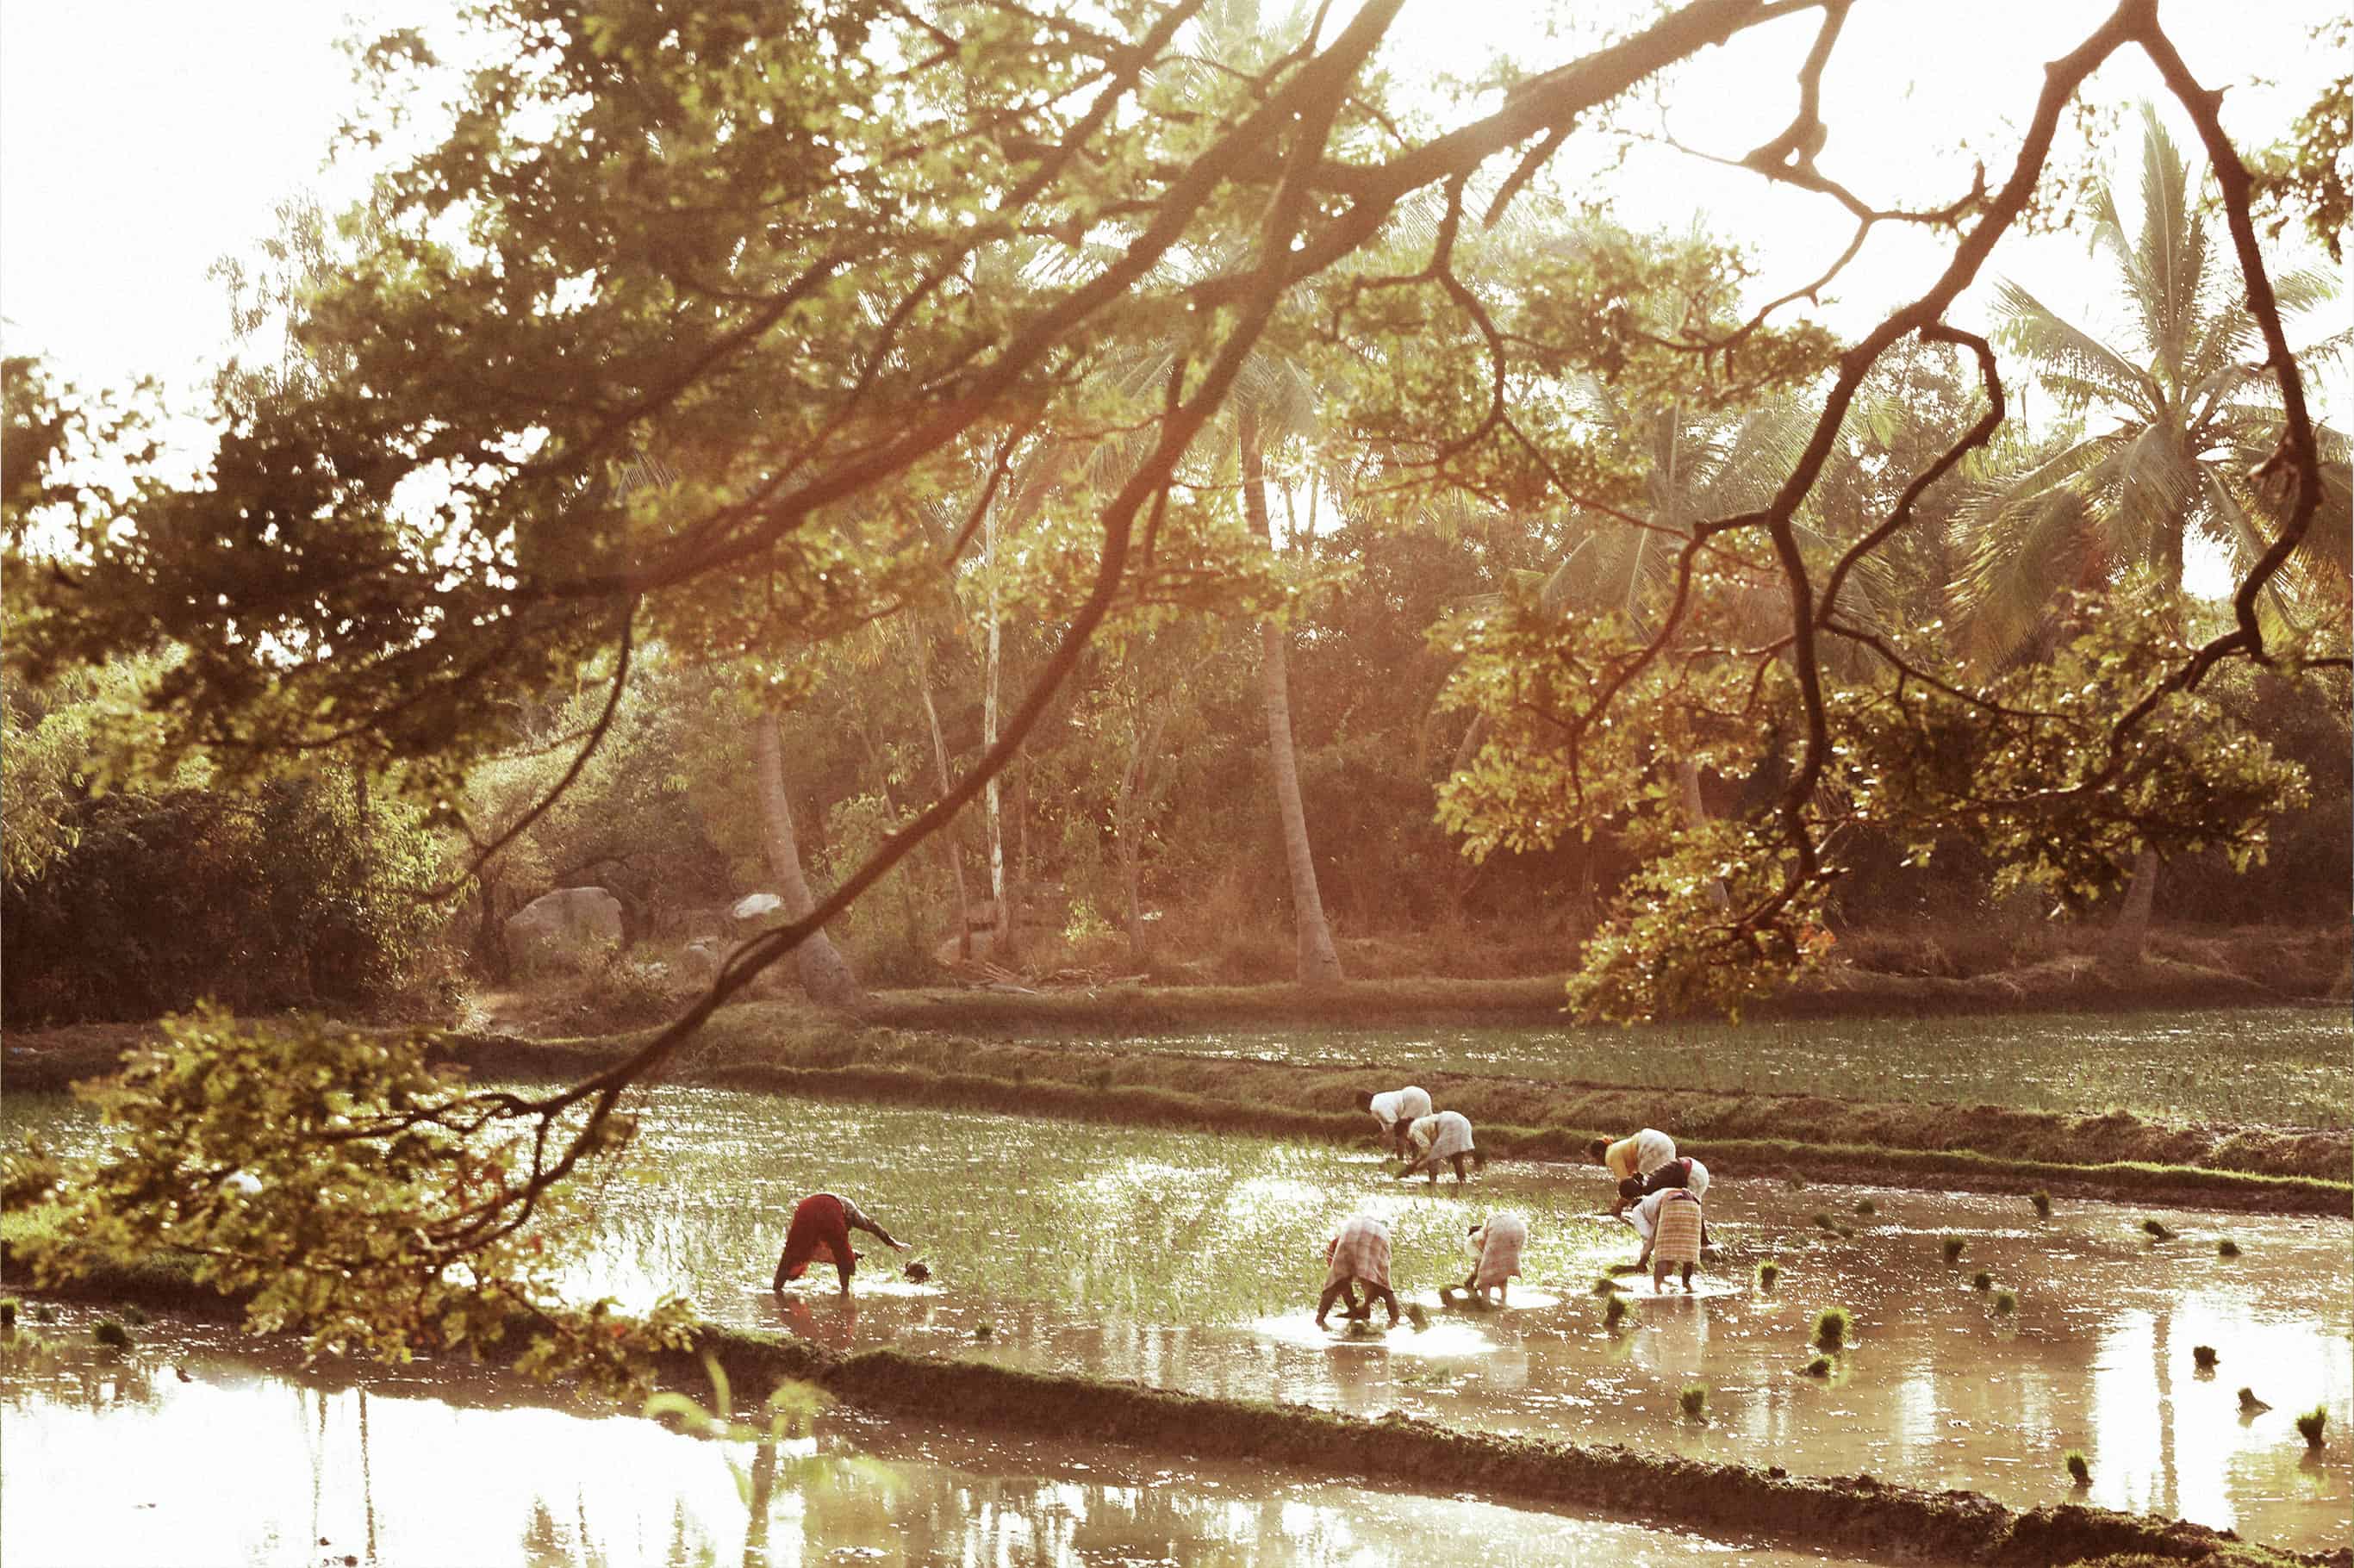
[860,950,2331,1032]
[2,1248,2325,1568]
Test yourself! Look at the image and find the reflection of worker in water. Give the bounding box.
[1354,1086,1432,1160]
[1398,1111,1485,1184]
[1458,1211,1527,1305]
[772,1192,910,1294]
[1587,1129,1677,1216]
[779,1292,858,1351]
[1317,1214,1401,1329]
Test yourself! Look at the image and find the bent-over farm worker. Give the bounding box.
[1317,1213,1401,1329]
[1356,1086,1433,1159]
[1399,1111,1485,1185]
[1620,1154,1711,1263]
[1587,1129,1678,1215]
[1460,1211,1527,1305]
[1648,1188,1705,1291]
[773,1192,911,1295]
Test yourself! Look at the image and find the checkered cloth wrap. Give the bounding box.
[1653,1190,1704,1266]
[1471,1212,1527,1290]
[1323,1216,1392,1291]
[1407,1111,1476,1163]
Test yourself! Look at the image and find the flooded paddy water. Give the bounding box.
[1082,1005,2351,1127]
[0,1304,1871,1567]
[9,1084,2347,1552]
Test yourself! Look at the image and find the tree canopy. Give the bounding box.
[4,0,2344,1391]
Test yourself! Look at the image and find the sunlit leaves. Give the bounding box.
[9,1006,695,1398]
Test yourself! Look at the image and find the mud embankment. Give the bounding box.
[681,1327,2338,1568]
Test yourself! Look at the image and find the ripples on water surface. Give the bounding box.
[7,1075,2347,1552]
[0,1309,1867,1567]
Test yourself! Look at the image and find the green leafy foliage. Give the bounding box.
[7,1006,695,1397]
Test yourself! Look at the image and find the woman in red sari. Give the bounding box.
[772,1192,911,1294]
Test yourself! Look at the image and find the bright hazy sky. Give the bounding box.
[3,1,2344,436]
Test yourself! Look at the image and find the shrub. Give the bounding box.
[1604,1295,1629,1328]
[121,1305,147,1327]
[1679,1384,1709,1421]
[32,1304,55,1324]
[1783,1173,1806,1191]
[1993,1289,2018,1316]
[2140,1217,2176,1241]
[2297,1406,2327,1449]
[1812,1211,1834,1231]
[91,1318,128,1347]
[2193,1345,2218,1371]
[2029,1191,2052,1217]
[1754,1260,1781,1290]
[1942,1237,1966,1264]
[2238,1387,2264,1412]
[2064,1449,2090,1484]
[1971,1271,1994,1291]
[1803,1354,1833,1378]
[1854,1198,1877,1216]
[1812,1306,1852,1351]
[2217,1238,2240,1258]
[1,760,448,1027]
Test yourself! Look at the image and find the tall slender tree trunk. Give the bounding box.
[984,501,1012,962]
[2109,848,2159,962]
[1116,697,1174,966]
[912,631,974,961]
[750,711,863,1009]
[2113,538,2189,962]
[1012,755,1031,955]
[1240,408,1344,985]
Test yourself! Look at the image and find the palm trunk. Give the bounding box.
[2108,847,2158,963]
[1000,752,1029,966]
[751,711,863,1009]
[1240,408,1344,985]
[912,631,974,961]
[984,501,1012,961]
[1116,698,1174,966]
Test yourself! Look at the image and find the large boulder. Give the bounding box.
[732,892,785,926]
[504,887,624,973]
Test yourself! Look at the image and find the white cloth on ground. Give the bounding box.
[1407,1111,1475,1163]
[1368,1086,1433,1135]
[1469,1211,1527,1290]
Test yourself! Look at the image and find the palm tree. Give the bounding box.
[1954,105,2350,956]
[1518,392,1805,907]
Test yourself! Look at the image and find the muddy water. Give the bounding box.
[0,1308,1866,1568]
[561,1089,2350,1552]
[9,1087,2348,1551]
[1093,1005,2351,1127]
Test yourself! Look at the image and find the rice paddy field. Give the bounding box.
[10,1084,2345,1551]
[1080,1005,2351,1127]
